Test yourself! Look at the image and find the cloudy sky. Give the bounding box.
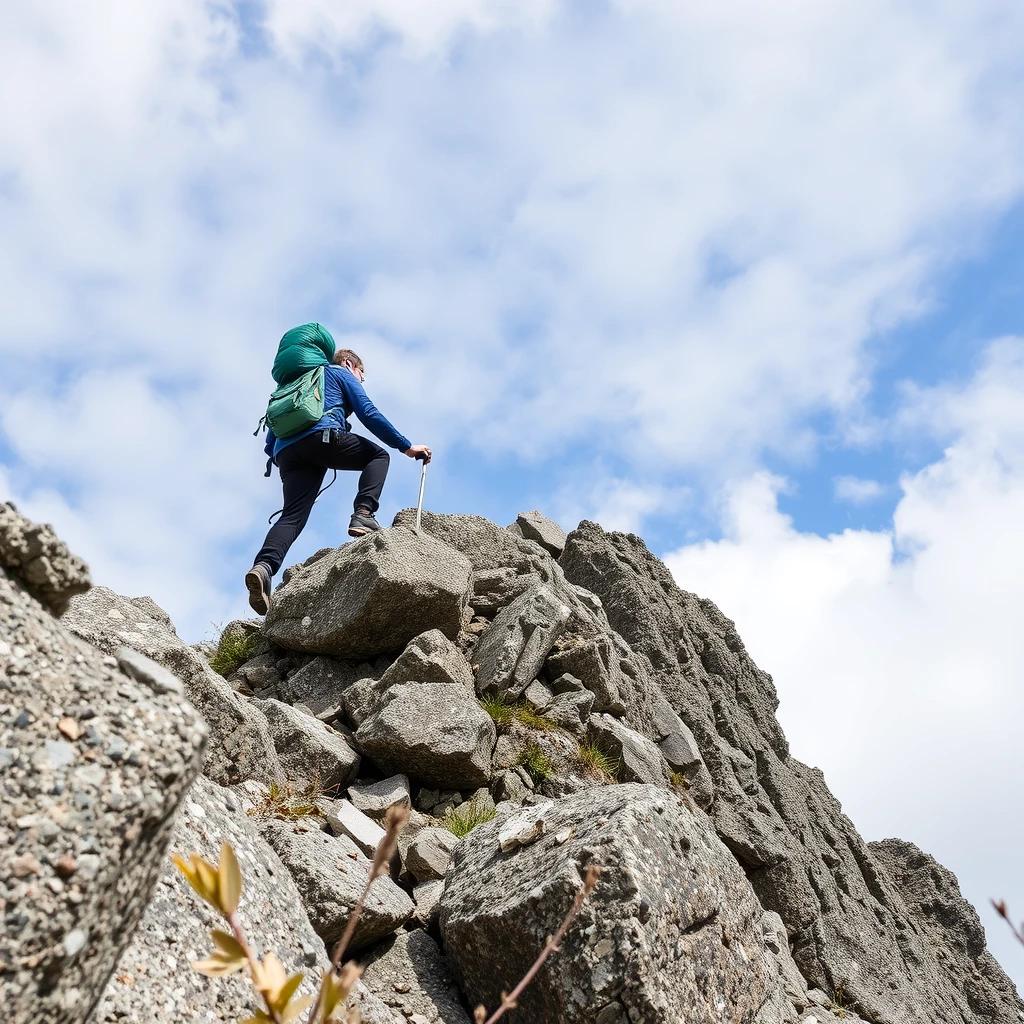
[2,0,1023,987]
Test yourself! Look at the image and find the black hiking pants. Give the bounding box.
[254,429,390,576]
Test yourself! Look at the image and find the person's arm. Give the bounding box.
[335,367,412,452]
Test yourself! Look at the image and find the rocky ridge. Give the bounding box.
[1,502,1020,1024]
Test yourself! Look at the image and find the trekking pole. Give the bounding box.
[414,454,428,534]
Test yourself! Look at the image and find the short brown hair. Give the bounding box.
[333,348,364,371]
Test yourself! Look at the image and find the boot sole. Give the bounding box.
[245,570,269,616]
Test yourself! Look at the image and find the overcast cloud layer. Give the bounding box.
[2,0,1023,987]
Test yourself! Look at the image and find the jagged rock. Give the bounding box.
[348,774,412,821]
[355,682,496,789]
[274,654,382,717]
[1,534,206,1024]
[560,519,1023,1024]
[413,879,446,930]
[549,671,586,693]
[440,784,807,1024]
[362,929,472,1024]
[869,839,1024,1021]
[474,585,572,698]
[63,587,284,787]
[261,819,413,950]
[515,510,567,557]
[544,689,595,735]
[115,646,184,696]
[470,567,540,616]
[95,776,394,1024]
[492,769,530,804]
[378,629,475,692]
[263,528,472,659]
[341,674,383,727]
[320,797,387,857]
[587,713,672,786]
[524,679,554,710]
[0,501,91,615]
[405,827,460,883]
[232,651,281,694]
[546,632,636,717]
[393,509,553,577]
[252,697,360,790]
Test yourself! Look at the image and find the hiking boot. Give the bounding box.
[245,563,271,616]
[348,511,382,537]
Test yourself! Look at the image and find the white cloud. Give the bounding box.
[2,1,1024,640]
[833,475,885,503]
[664,339,1024,985]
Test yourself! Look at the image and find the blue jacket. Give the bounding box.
[264,365,411,461]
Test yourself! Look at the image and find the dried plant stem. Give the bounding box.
[992,900,1024,948]
[227,910,285,1024]
[307,806,410,1024]
[476,865,602,1024]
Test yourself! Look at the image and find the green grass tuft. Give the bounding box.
[479,694,557,733]
[246,780,323,821]
[444,798,497,838]
[518,742,555,782]
[575,743,619,781]
[209,628,263,677]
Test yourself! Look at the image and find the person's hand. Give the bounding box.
[404,444,432,464]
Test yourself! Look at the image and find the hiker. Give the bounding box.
[246,325,430,615]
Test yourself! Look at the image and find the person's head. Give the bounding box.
[333,348,365,381]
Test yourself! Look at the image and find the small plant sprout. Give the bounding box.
[172,804,412,1023]
[209,627,263,677]
[518,742,555,782]
[472,864,603,1024]
[444,796,497,838]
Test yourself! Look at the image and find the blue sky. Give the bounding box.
[2,0,1024,987]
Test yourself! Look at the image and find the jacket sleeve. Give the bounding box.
[335,367,412,452]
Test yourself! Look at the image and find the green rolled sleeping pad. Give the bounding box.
[271,322,336,384]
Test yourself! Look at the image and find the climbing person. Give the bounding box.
[245,323,431,616]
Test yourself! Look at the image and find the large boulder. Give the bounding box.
[93,776,394,1024]
[869,839,1024,1021]
[252,698,360,790]
[0,502,91,615]
[559,520,1023,1024]
[377,629,475,692]
[440,784,807,1024]
[1,525,207,1024]
[355,683,496,789]
[261,819,414,951]
[474,584,572,698]
[63,587,284,787]
[263,528,472,659]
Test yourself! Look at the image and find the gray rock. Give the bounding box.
[261,819,413,950]
[549,671,586,694]
[93,776,391,1024]
[341,675,384,727]
[0,524,206,1024]
[361,929,473,1024]
[392,510,553,578]
[440,784,805,1024]
[587,713,672,786]
[232,650,281,693]
[276,654,380,717]
[405,827,460,884]
[869,839,1024,1021]
[470,567,540,617]
[492,769,530,804]
[64,587,284,787]
[355,682,496,789]
[264,528,472,659]
[523,679,554,710]
[412,879,446,930]
[0,501,91,615]
[348,774,412,821]
[320,797,387,857]
[559,519,1022,1024]
[544,689,595,735]
[474,585,572,698]
[252,697,360,790]
[515,510,567,557]
[378,629,475,692]
[115,646,184,696]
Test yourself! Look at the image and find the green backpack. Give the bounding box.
[265,365,326,439]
